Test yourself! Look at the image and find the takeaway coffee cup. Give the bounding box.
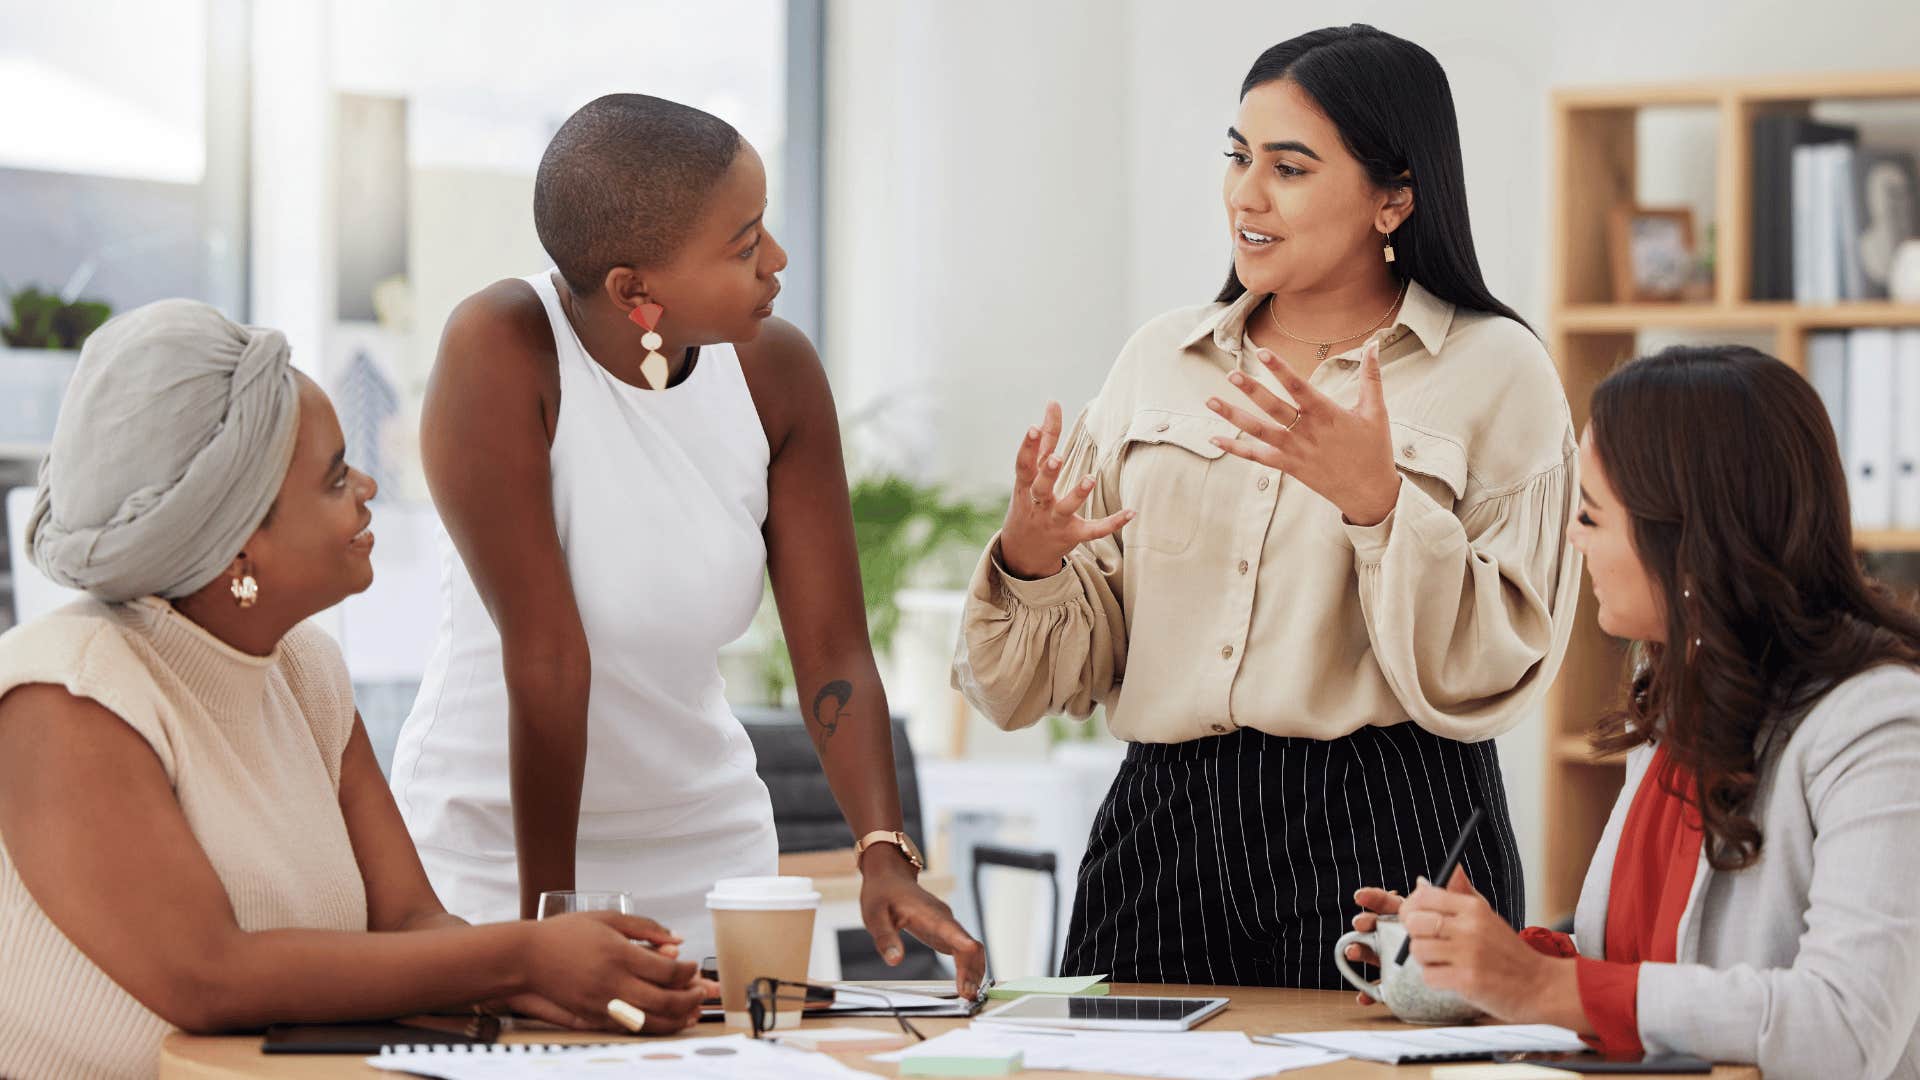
[705,876,821,1029]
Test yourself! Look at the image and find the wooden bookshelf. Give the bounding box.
[1552,733,1625,766]
[1542,71,1920,921]
[1558,301,1920,334]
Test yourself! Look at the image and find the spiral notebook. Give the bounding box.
[367,1034,873,1079]
[1254,1024,1587,1064]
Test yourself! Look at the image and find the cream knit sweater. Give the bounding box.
[0,598,368,1079]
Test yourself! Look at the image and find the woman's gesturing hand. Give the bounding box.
[1205,339,1402,528]
[997,401,1133,580]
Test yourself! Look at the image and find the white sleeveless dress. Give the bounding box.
[390,270,779,961]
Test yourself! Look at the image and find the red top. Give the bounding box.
[1522,743,1704,1057]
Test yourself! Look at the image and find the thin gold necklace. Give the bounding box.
[1266,280,1408,362]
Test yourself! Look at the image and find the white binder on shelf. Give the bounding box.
[1846,328,1897,531]
[1807,331,1848,447]
[1815,144,1844,303]
[1894,329,1920,530]
[1793,145,1820,302]
[1833,145,1865,301]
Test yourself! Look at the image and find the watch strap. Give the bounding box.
[855,829,924,871]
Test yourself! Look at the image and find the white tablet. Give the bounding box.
[974,994,1230,1032]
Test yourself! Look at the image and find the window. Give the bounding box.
[0,0,248,631]
[0,0,247,320]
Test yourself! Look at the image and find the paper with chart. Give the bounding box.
[1257,1023,1586,1063]
[366,1034,873,1080]
[873,1028,1346,1079]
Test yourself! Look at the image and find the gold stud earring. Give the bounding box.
[230,574,259,609]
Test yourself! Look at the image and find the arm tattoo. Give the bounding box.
[810,680,854,742]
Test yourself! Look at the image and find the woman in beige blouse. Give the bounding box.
[0,301,713,1079]
[954,25,1581,988]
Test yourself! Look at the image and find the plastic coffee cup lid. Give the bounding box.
[705,876,822,910]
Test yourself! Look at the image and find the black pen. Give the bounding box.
[1395,806,1483,966]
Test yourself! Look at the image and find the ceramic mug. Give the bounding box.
[1333,914,1481,1025]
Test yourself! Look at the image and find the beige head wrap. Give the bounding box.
[27,299,301,603]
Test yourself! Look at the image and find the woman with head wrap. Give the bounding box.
[0,301,715,1079]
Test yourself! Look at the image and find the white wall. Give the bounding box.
[824,0,1920,921]
[250,0,333,375]
[823,0,1132,483]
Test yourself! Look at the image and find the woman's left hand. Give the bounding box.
[859,850,988,998]
[1400,868,1560,1022]
[1206,339,1401,527]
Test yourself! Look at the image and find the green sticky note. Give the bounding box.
[900,1050,1024,1077]
[984,973,1111,999]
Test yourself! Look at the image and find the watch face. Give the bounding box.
[860,831,926,870]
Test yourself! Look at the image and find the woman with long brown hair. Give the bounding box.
[1349,344,1920,1078]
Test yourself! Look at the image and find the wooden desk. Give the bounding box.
[159,985,1759,1079]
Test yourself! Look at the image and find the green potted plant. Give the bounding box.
[0,283,111,447]
[740,471,1005,707]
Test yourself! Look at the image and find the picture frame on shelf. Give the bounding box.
[1855,149,1919,300]
[1608,205,1701,302]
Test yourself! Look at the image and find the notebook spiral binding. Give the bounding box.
[378,1043,620,1055]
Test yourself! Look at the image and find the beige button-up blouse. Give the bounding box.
[953,281,1583,745]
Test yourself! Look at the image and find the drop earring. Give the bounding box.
[230,573,259,609]
[1382,230,1396,264]
[629,301,668,390]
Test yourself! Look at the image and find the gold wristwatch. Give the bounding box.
[854,829,926,873]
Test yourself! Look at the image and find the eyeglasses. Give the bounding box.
[745,977,927,1042]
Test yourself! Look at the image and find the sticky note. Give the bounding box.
[899,1048,1025,1077]
[984,974,1110,999]
[769,1027,909,1052]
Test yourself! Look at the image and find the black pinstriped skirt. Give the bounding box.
[1059,723,1524,989]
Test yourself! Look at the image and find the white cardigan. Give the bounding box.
[1572,663,1920,1080]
